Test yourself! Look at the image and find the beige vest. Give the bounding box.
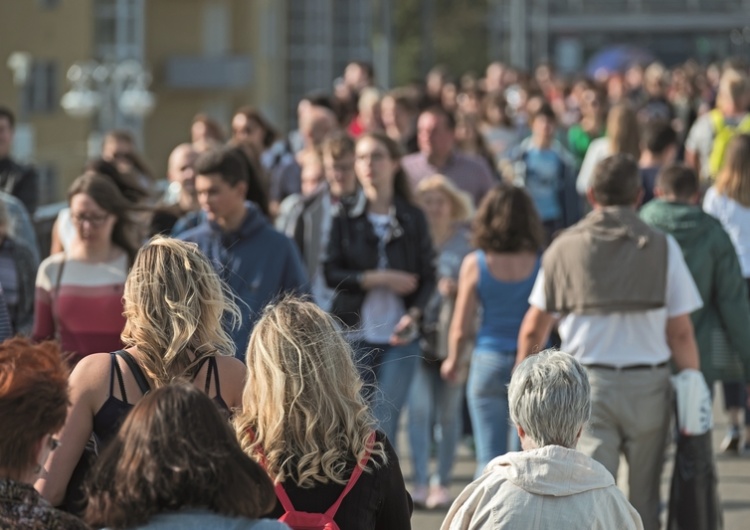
[543,207,667,315]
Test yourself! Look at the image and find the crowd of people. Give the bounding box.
[0,53,749,529]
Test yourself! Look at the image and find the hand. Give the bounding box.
[438,278,457,298]
[380,270,419,296]
[389,314,417,346]
[440,356,460,383]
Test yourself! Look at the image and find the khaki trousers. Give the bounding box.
[577,365,672,530]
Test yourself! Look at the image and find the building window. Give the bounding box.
[37,0,61,9]
[36,164,59,206]
[22,61,58,114]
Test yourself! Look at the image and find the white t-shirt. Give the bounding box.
[359,212,406,344]
[703,186,750,277]
[575,136,611,195]
[528,235,703,366]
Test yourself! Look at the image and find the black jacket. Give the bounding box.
[0,157,39,216]
[324,194,436,329]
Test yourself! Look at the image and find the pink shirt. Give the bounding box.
[33,253,127,364]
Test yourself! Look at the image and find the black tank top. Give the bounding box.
[92,352,229,446]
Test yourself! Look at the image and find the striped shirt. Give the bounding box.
[32,252,127,364]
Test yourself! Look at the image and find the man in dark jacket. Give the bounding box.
[180,147,309,360]
[0,107,38,216]
[641,164,750,452]
[278,132,359,312]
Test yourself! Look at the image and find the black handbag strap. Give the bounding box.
[114,350,151,395]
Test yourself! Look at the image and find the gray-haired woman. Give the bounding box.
[441,350,644,530]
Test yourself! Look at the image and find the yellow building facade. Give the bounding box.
[0,0,288,202]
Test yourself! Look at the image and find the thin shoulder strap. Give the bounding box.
[208,356,222,398]
[109,352,128,402]
[324,431,377,519]
[115,350,151,395]
[52,256,66,340]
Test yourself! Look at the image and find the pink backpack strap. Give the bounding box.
[274,481,298,513]
[324,431,377,519]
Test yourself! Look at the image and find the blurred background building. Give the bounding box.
[1,0,749,203]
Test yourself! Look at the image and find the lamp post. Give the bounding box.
[60,59,155,157]
[6,51,35,162]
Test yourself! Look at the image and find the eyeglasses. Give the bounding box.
[71,213,110,227]
[49,437,61,451]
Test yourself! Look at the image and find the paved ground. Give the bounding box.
[400,384,750,529]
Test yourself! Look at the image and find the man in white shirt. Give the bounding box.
[517,154,702,530]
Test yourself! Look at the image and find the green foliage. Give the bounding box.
[392,0,490,86]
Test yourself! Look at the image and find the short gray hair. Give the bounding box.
[508,350,591,449]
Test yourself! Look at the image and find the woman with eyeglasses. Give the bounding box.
[0,337,89,529]
[33,172,141,365]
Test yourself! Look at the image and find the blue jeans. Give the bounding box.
[467,351,516,475]
[354,340,420,448]
[407,360,463,488]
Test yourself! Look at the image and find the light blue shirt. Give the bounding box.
[524,148,562,222]
[115,509,290,530]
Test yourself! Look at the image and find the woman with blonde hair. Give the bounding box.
[576,103,641,195]
[235,297,412,529]
[37,236,247,510]
[703,133,750,454]
[407,174,474,509]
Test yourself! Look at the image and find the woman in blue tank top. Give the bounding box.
[441,184,545,474]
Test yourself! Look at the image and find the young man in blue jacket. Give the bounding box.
[180,147,309,360]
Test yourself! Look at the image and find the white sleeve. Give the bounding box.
[665,234,703,317]
[528,268,547,310]
[576,138,610,194]
[702,186,718,217]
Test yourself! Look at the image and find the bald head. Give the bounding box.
[167,143,198,201]
[301,107,338,148]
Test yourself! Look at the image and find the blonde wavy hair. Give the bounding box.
[417,173,475,223]
[234,297,386,487]
[121,236,240,387]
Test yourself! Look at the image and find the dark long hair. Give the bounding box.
[83,158,149,204]
[357,131,414,203]
[471,184,544,253]
[84,383,275,529]
[67,173,142,265]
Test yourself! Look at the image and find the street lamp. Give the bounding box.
[60,59,155,157]
[60,59,156,121]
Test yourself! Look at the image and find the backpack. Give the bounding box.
[275,432,376,530]
[708,109,750,177]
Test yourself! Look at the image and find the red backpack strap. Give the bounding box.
[324,432,377,519]
[274,481,298,513]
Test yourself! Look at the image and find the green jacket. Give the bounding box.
[641,199,750,384]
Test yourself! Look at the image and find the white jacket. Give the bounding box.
[441,445,643,530]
